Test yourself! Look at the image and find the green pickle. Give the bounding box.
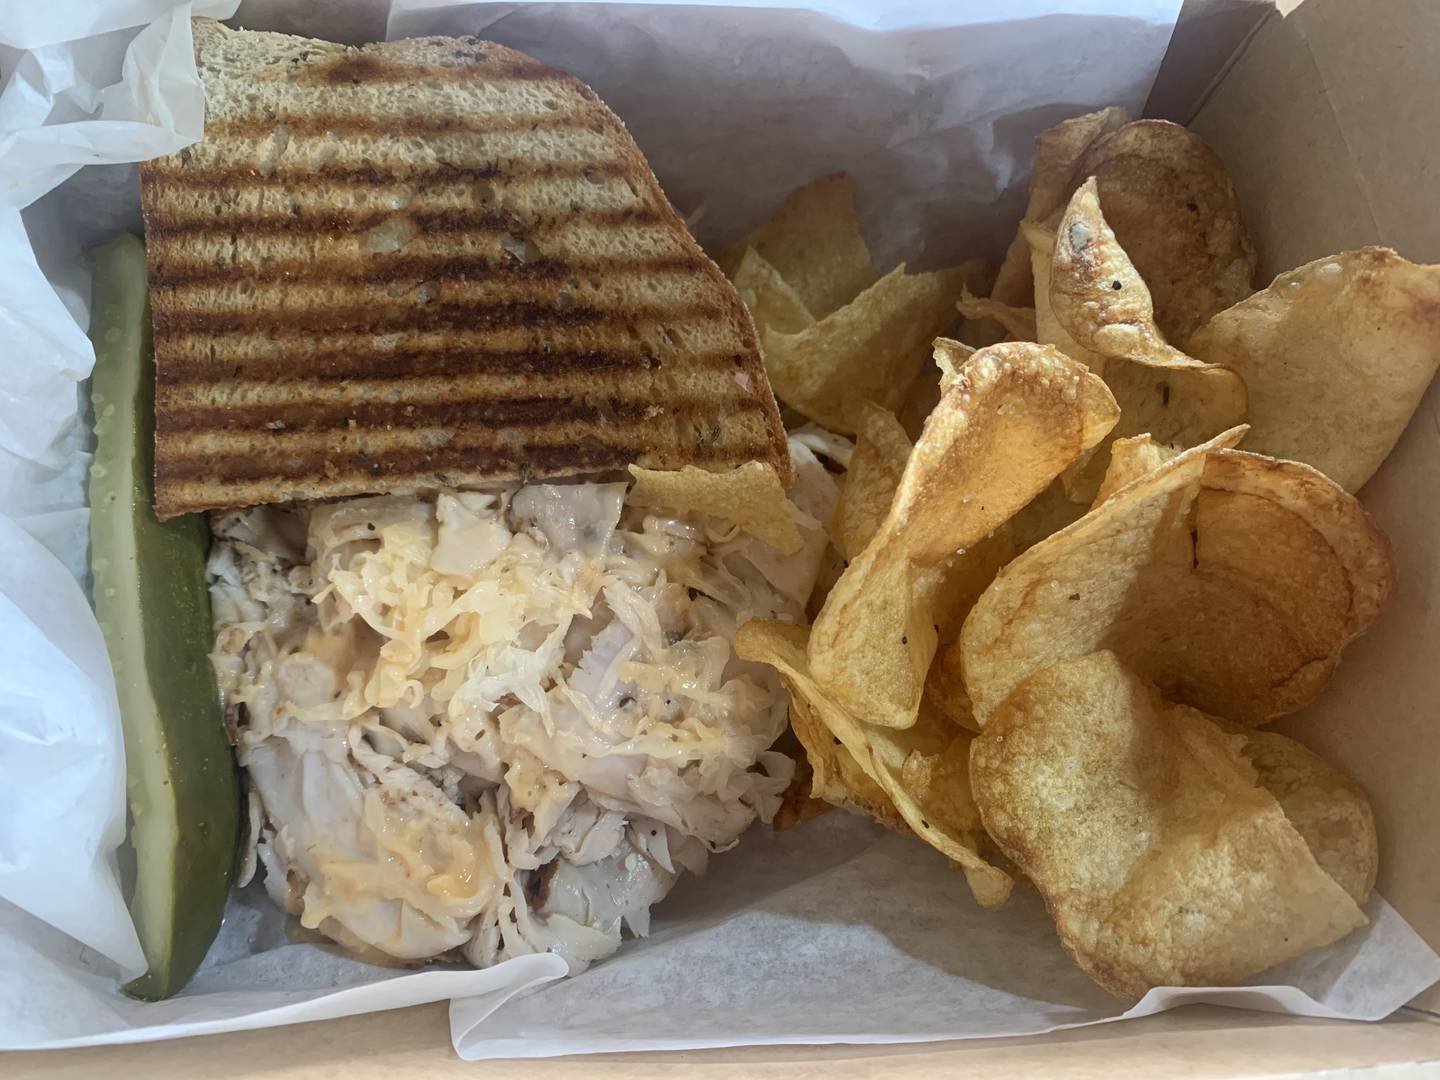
[87,233,240,1000]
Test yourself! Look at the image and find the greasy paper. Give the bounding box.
[0,0,1436,1060]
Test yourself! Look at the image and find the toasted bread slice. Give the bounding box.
[141,19,787,518]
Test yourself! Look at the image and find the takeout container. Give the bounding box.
[8,0,1440,1072]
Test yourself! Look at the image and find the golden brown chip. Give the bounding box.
[961,436,1393,726]
[1025,220,1107,372]
[770,725,834,831]
[878,343,1119,566]
[1093,359,1248,449]
[760,261,978,433]
[933,336,976,392]
[719,173,879,318]
[957,287,1037,342]
[831,401,912,561]
[992,106,1131,307]
[1239,729,1378,906]
[923,524,1016,734]
[1051,179,1228,376]
[730,247,815,336]
[809,343,1118,729]
[1005,479,1086,551]
[737,619,1012,906]
[1076,119,1255,342]
[1042,182,1247,502]
[1090,433,1182,507]
[1187,247,1440,492]
[786,680,902,832]
[627,462,802,554]
[970,651,1367,1001]
[895,368,943,443]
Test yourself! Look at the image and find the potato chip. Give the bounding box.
[809,343,1118,729]
[730,247,815,336]
[960,435,1394,726]
[1089,433,1182,507]
[896,367,943,442]
[1052,179,1220,373]
[719,173,879,318]
[770,725,834,831]
[1187,247,1440,492]
[956,286,1037,342]
[1076,119,1255,342]
[736,619,1012,905]
[1042,182,1247,502]
[760,262,979,433]
[786,679,903,833]
[1025,220,1107,371]
[923,524,1016,733]
[627,461,803,554]
[933,336,975,392]
[1005,478,1086,551]
[831,401,912,561]
[1092,358,1247,447]
[879,343,1119,566]
[992,106,1131,307]
[1238,729,1378,906]
[970,651,1367,1001]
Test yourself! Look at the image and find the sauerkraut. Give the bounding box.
[208,440,841,972]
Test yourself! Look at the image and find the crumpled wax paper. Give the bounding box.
[1,0,1436,1061]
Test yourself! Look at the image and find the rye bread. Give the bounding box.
[141,19,788,518]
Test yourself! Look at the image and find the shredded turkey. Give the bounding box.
[209,438,842,973]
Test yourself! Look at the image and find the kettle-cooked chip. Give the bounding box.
[923,523,1016,734]
[627,461,803,554]
[970,651,1367,1001]
[1050,180,1240,387]
[992,106,1131,307]
[1075,119,1255,342]
[960,436,1393,726]
[934,336,976,392]
[786,678,906,833]
[957,287,1037,342]
[761,261,980,433]
[736,619,1012,906]
[1187,247,1440,492]
[831,401,912,561]
[772,754,833,833]
[1042,182,1248,502]
[1239,729,1379,906]
[731,247,815,336]
[719,173,879,318]
[808,343,1118,729]
[1090,433,1182,507]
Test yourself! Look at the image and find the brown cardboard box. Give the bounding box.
[10,0,1440,1072]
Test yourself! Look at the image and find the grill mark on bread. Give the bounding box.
[152,298,722,335]
[144,205,662,238]
[160,392,764,433]
[142,158,626,190]
[305,51,565,87]
[146,253,701,288]
[155,345,739,384]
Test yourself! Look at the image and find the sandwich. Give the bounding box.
[119,18,837,980]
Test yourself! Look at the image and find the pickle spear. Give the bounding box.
[88,233,240,1000]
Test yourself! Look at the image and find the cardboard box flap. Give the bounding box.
[1191,0,1440,988]
[1145,0,1275,123]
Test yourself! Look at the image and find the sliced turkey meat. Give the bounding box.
[209,442,839,973]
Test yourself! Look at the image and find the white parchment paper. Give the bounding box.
[2,0,1436,1060]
